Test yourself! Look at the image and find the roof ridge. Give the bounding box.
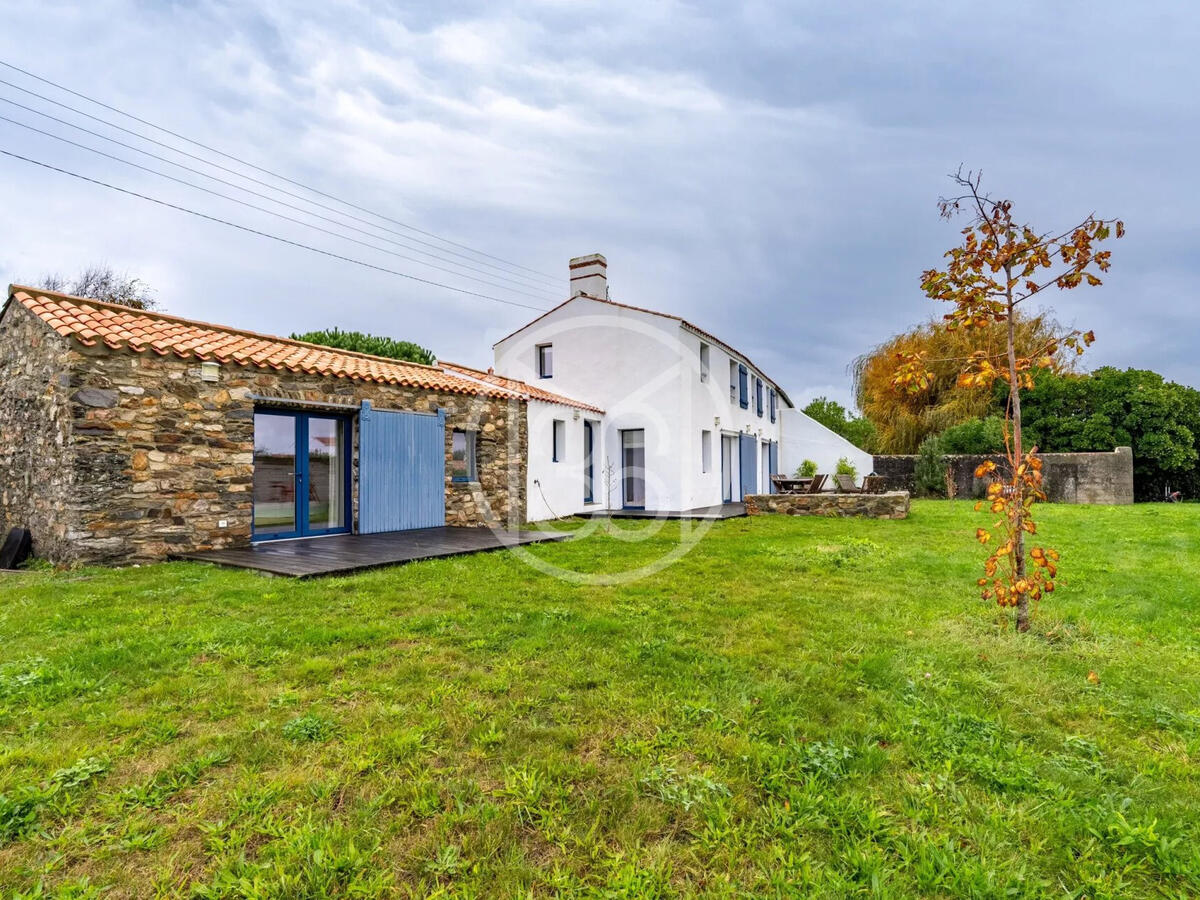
[8,284,445,373]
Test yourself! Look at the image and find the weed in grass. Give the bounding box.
[281,714,336,743]
[639,764,730,811]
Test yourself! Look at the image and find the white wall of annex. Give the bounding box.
[779,408,874,483]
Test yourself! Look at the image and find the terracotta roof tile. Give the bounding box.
[7,286,525,402]
[440,361,604,413]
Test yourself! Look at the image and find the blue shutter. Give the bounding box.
[755,378,763,417]
[359,401,446,533]
[768,441,779,493]
[770,389,777,423]
[738,365,749,409]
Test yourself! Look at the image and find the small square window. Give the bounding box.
[537,343,553,378]
[451,429,477,482]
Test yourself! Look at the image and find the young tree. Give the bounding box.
[894,168,1123,631]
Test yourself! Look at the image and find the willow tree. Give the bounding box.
[895,169,1123,631]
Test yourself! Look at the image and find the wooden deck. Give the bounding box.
[181,526,568,578]
[579,502,745,521]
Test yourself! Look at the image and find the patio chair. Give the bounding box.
[833,473,860,493]
[806,473,829,493]
[861,475,886,494]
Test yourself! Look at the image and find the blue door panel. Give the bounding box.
[739,433,757,499]
[359,402,446,533]
[768,441,779,493]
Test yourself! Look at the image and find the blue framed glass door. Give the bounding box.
[253,410,350,541]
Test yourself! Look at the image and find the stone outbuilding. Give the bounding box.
[0,285,588,566]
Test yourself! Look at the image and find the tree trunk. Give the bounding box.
[1005,266,1030,632]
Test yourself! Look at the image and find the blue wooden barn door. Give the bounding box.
[768,441,779,493]
[358,401,446,533]
[739,433,757,500]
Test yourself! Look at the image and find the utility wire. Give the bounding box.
[0,115,558,303]
[0,148,548,312]
[0,79,561,294]
[0,96,559,298]
[0,60,562,286]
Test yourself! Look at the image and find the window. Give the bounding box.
[738,364,749,409]
[583,420,595,502]
[552,419,565,462]
[701,430,712,473]
[537,343,553,378]
[699,343,710,382]
[755,377,764,417]
[729,360,738,401]
[451,429,476,482]
[769,389,777,423]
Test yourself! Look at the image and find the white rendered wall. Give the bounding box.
[525,400,605,522]
[779,408,874,484]
[496,297,790,513]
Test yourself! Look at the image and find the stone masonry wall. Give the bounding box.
[872,447,1134,504]
[0,302,78,560]
[54,344,527,565]
[745,491,910,519]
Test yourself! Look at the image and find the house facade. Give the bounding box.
[492,255,872,520]
[0,286,533,565]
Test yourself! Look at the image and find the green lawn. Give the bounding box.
[1,502,1198,898]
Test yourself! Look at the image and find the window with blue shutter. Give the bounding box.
[769,389,777,422]
[738,365,748,409]
[755,378,763,417]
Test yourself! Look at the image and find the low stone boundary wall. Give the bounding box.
[745,491,910,519]
[871,447,1133,504]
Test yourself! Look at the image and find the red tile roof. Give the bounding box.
[440,361,604,413]
[6,286,525,401]
[493,293,793,408]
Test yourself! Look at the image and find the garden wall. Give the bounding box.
[871,447,1133,504]
[745,491,910,519]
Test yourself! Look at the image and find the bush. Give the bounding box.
[796,459,818,478]
[914,436,947,497]
[835,457,857,479]
[939,416,1007,454]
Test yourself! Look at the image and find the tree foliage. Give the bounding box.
[291,327,436,366]
[1019,368,1200,501]
[801,396,877,452]
[894,168,1122,631]
[853,313,1067,453]
[37,265,158,310]
[913,435,948,497]
[938,416,1008,455]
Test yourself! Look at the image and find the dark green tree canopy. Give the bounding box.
[801,396,877,452]
[291,327,436,366]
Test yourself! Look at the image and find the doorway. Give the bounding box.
[621,428,646,509]
[252,410,350,541]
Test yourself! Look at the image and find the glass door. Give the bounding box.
[253,411,349,540]
[621,428,646,509]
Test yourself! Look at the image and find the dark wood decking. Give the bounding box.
[579,502,745,521]
[181,526,568,577]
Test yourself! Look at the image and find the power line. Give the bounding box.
[0,78,562,293]
[0,114,559,303]
[0,60,563,285]
[0,147,549,312]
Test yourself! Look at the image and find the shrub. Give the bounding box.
[914,436,947,497]
[939,416,1007,454]
[796,459,818,478]
[835,457,858,479]
[290,328,436,366]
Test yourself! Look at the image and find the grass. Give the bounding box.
[0,501,1198,898]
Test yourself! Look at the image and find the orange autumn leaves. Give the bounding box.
[971,457,1059,610]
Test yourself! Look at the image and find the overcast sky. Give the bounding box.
[2,1,1196,408]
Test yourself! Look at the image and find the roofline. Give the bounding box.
[440,360,605,413]
[492,292,793,408]
[8,284,447,374]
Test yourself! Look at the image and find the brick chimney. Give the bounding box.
[569,253,607,299]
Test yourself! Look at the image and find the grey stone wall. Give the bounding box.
[745,491,910,519]
[0,302,77,560]
[2,317,528,565]
[871,447,1134,504]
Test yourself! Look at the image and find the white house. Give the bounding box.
[489,254,871,521]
